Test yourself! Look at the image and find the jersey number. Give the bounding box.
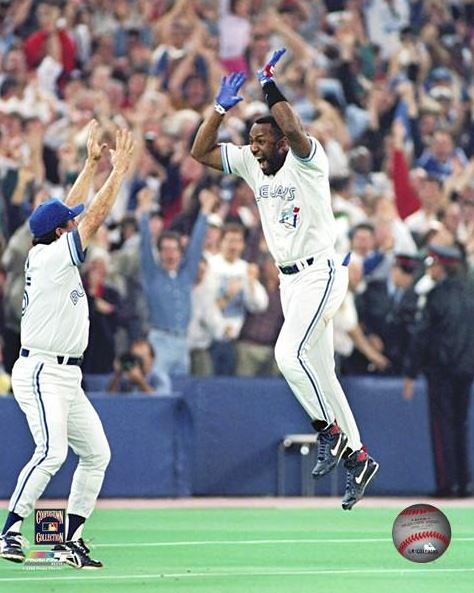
[22,272,32,316]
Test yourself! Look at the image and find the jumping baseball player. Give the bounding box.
[0,122,135,567]
[191,49,379,509]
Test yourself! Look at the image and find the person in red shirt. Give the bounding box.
[23,0,76,75]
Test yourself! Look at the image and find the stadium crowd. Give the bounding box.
[1,0,474,392]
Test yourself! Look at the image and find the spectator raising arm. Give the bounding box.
[391,119,421,219]
[137,187,159,275]
[181,189,220,281]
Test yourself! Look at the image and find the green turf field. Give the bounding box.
[0,506,473,593]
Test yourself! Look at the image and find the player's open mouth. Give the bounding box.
[256,157,267,170]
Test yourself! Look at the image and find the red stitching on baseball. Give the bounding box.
[398,530,450,554]
[399,508,438,516]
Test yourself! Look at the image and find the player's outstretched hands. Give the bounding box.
[257,47,287,86]
[87,119,108,163]
[110,128,136,175]
[215,72,246,114]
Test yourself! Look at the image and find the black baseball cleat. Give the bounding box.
[341,449,379,510]
[0,531,27,563]
[312,423,348,478]
[53,538,103,569]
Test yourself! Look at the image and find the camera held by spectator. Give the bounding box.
[108,340,171,395]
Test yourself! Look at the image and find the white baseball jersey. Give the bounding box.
[220,137,337,266]
[21,229,89,356]
[221,136,362,450]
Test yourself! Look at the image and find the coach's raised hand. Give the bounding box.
[65,119,108,207]
[110,128,136,174]
[78,128,136,247]
[257,47,286,86]
[87,119,108,163]
[215,72,247,115]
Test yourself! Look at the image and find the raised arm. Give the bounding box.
[78,128,135,248]
[182,189,219,279]
[64,120,107,208]
[136,187,159,275]
[257,48,311,159]
[190,72,246,170]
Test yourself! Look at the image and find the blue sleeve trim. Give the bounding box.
[292,137,317,163]
[220,144,231,175]
[67,230,85,266]
[66,233,76,266]
[71,229,85,263]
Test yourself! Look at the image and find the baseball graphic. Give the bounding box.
[392,504,451,563]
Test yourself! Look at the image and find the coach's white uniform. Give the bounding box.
[221,138,362,450]
[9,229,110,519]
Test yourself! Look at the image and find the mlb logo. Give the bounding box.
[42,520,59,532]
[35,509,65,545]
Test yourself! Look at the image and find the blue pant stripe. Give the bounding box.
[296,259,335,423]
[12,363,48,513]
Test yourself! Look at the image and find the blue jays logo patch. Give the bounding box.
[279,206,300,229]
[70,283,85,305]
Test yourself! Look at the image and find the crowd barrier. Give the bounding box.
[0,377,472,498]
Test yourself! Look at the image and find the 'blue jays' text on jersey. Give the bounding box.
[220,137,337,266]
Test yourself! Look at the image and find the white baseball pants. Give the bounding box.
[9,354,110,519]
[275,256,362,451]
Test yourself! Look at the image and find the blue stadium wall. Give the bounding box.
[0,377,473,498]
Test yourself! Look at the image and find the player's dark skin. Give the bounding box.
[249,123,288,176]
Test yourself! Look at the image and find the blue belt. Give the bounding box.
[279,253,351,275]
[279,257,314,275]
[20,348,83,366]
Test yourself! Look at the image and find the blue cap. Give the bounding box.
[29,198,85,237]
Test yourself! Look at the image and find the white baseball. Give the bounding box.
[392,504,451,563]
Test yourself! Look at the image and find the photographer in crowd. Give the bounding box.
[107,339,171,396]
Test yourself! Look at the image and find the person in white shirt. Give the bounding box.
[191,49,379,509]
[0,122,135,568]
[207,223,268,374]
[188,257,229,376]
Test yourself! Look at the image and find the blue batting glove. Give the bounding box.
[257,47,287,86]
[215,72,247,114]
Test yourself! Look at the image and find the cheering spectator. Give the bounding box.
[207,223,268,375]
[235,256,282,377]
[417,130,468,181]
[188,256,229,376]
[137,186,218,376]
[82,249,121,375]
[218,0,251,74]
[24,0,76,78]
